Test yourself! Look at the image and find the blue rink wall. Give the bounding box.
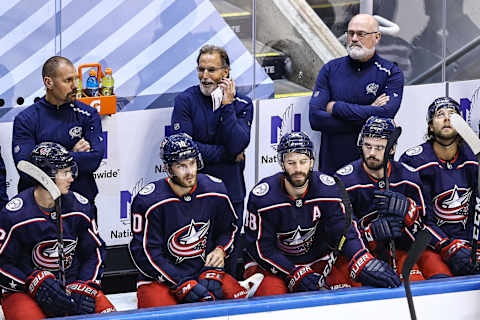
[61,275,480,319]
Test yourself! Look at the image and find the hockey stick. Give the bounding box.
[450,113,480,269]
[17,160,66,286]
[318,175,353,288]
[401,228,431,320]
[379,126,402,271]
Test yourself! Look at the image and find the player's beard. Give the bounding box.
[363,155,384,171]
[285,170,310,188]
[171,172,197,189]
[347,44,375,61]
[199,80,218,96]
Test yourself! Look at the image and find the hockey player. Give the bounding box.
[244,131,400,296]
[128,133,263,308]
[400,97,478,276]
[337,116,447,280]
[0,142,114,320]
[0,148,7,209]
[13,56,105,203]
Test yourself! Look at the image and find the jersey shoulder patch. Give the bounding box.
[5,198,23,212]
[319,174,335,186]
[252,182,269,197]
[206,174,222,183]
[336,164,353,176]
[73,192,89,205]
[405,145,423,156]
[139,183,155,196]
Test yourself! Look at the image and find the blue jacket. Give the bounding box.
[309,53,404,174]
[12,97,105,201]
[0,148,7,209]
[171,85,253,203]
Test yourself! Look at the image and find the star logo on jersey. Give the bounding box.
[168,219,210,263]
[366,82,379,95]
[9,280,17,289]
[433,185,472,227]
[276,223,318,255]
[32,239,77,271]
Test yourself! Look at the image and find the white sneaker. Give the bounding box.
[238,273,264,298]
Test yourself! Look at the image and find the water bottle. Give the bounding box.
[101,68,114,96]
[85,69,99,97]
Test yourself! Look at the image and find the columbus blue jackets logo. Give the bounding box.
[168,219,210,263]
[276,223,317,255]
[69,126,83,139]
[433,185,472,227]
[366,82,379,95]
[32,239,77,271]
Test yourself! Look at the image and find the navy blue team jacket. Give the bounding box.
[0,148,7,209]
[171,85,253,204]
[12,97,105,201]
[309,53,404,174]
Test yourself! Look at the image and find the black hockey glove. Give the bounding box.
[287,265,321,292]
[366,216,403,241]
[198,267,225,299]
[373,190,418,226]
[66,280,100,315]
[440,239,474,275]
[172,279,215,303]
[349,251,401,288]
[26,270,76,317]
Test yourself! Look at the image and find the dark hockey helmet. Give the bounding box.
[426,96,461,123]
[277,131,314,162]
[160,133,204,171]
[357,116,396,146]
[31,142,78,179]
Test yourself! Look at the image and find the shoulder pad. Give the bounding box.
[405,145,423,157]
[319,174,335,186]
[336,164,353,176]
[5,198,23,212]
[139,183,156,196]
[206,174,222,183]
[73,192,89,205]
[252,182,269,197]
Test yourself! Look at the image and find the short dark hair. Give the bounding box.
[42,56,73,79]
[196,45,230,68]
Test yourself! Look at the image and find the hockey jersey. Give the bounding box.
[244,171,367,277]
[128,174,237,286]
[400,142,478,248]
[0,188,105,292]
[12,97,105,201]
[337,159,425,251]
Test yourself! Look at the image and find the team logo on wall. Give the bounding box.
[32,239,77,271]
[433,185,472,227]
[69,126,83,139]
[168,219,210,263]
[276,223,317,255]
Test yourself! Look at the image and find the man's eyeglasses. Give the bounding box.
[346,31,378,39]
[196,66,225,74]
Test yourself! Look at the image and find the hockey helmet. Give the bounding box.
[31,142,78,179]
[160,133,203,170]
[426,97,461,123]
[277,131,314,162]
[357,116,396,146]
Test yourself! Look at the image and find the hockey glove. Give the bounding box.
[287,265,321,292]
[349,251,401,288]
[440,239,474,275]
[66,280,100,315]
[373,190,419,226]
[26,270,76,317]
[198,267,224,299]
[172,279,215,303]
[365,216,403,241]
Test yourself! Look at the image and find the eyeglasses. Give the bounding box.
[346,31,378,39]
[363,142,386,152]
[196,66,225,74]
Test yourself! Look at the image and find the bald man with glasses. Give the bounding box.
[309,14,404,175]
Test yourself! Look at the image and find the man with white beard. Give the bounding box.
[309,14,404,175]
[171,45,254,277]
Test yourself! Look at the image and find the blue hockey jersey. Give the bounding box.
[0,189,105,292]
[400,142,478,248]
[337,159,425,251]
[171,85,253,203]
[12,97,105,201]
[244,171,367,277]
[309,53,404,174]
[128,174,237,286]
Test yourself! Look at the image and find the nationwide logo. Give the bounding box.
[168,219,210,263]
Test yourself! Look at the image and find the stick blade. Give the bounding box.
[450,113,480,155]
[17,160,61,200]
[402,229,431,279]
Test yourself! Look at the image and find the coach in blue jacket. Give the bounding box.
[309,14,404,174]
